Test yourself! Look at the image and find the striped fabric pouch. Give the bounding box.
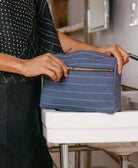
[40,50,121,113]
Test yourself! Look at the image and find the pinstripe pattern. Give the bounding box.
[41,102,113,110]
[36,0,63,55]
[0,0,62,83]
[40,50,121,113]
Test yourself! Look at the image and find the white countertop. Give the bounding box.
[42,91,138,155]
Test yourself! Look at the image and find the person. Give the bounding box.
[0,0,129,168]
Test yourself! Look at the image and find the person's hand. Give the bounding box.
[95,45,129,74]
[21,53,68,81]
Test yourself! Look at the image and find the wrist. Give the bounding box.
[16,59,28,77]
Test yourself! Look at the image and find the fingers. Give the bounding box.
[49,64,63,81]
[45,69,57,81]
[96,44,129,74]
[109,45,124,74]
[116,45,129,64]
[49,54,68,77]
[43,53,68,81]
[103,45,129,74]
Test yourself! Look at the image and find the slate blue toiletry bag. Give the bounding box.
[40,50,121,113]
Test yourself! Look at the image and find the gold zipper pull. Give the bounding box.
[67,67,113,72]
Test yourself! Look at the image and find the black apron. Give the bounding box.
[0,0,63,167]
[0,78,53,168]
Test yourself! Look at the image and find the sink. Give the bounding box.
[121,91,138,111]
[89,91,138,155]
[42,91,138,155]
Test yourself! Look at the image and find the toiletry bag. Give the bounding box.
[40,50,121,113]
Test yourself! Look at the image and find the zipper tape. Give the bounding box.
[67,67,113,72]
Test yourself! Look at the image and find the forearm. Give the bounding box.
[0,52,68,81]
[0,53,23,74]
[57,31,97,53]
[57,31,129,74]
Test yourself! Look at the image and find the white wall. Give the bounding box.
[92,0,138,56]
[67,0,138,167]
[67,0,85,42]
[68,0,138,55]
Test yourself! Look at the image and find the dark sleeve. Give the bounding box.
[36,0,63,55]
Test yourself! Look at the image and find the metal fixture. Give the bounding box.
[121,155,130,168]
[60,144,69,168]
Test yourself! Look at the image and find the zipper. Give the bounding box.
[67,67,113,72]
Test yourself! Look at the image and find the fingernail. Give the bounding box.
[64,73,68,77]
[119,70,121,74]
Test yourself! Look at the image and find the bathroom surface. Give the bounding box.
[42,91,138,142]
[42,91,138,167]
